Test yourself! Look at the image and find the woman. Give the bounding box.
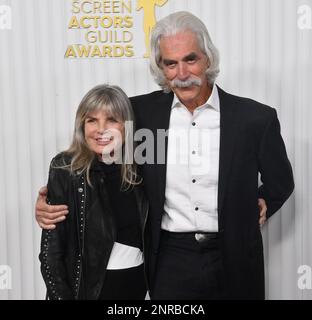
[39,84,148,300]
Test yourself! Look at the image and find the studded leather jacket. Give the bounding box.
[39,153,149,300]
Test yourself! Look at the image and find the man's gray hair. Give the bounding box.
[150,11,220,92]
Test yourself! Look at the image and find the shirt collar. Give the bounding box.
[171,83,220,112]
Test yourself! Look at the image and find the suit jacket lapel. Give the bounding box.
[150,92,173,208]
[217,86,241,228]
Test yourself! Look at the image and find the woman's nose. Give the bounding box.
[97,121,107,133]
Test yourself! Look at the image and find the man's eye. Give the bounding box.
[187,59,196,64]
[168,63,176,69]
[164,62,176,68]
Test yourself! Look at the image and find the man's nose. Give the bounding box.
[177,62,189,80]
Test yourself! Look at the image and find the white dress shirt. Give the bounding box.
[106,242,143,270]
[161,84,220,232]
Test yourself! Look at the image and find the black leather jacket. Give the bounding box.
[39,153,149,300]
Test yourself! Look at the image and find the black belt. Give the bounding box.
[161,230,221,243]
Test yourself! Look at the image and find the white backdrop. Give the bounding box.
[0,0,311,300]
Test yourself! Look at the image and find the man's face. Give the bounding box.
[159,31,210,110]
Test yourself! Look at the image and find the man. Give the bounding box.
[36,11,294,299]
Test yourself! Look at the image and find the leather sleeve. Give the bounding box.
[39,157,74,300]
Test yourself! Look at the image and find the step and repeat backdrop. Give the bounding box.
[0,0,312,299]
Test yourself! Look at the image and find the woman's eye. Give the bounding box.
[107,117,118,123]
[86,118,95,123]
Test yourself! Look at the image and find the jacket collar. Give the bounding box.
[90,158,121,173]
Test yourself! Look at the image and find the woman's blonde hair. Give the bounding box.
[61,84,140,190]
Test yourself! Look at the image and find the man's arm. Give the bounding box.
[258,109,294,218]
[36,187,68,229]
[36,188,267,228]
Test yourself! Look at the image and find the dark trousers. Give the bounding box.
[152,230,227,300]
[99,263,147,300]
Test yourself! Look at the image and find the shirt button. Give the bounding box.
[195,207,199,211]
[192,151,196,155]
[192,122,196,126]
[192,179,196,183]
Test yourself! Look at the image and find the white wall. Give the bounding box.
[0,0,311,299]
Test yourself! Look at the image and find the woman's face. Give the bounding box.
[84,109,124,159]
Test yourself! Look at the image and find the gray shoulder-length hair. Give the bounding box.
[62,84,140,190]
[150,11,220,92]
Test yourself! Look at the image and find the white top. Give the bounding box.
[106,242,143,270]
[162,84,220,232]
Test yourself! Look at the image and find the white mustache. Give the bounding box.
[170,77,202,88]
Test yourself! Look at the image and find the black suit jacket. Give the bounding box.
[130,86,294,299]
